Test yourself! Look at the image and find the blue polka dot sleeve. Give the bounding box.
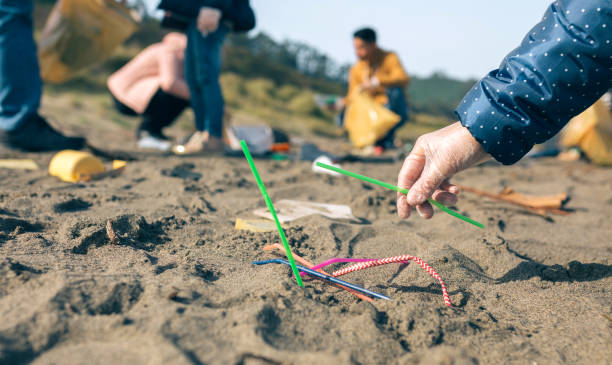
[456,0,612,165]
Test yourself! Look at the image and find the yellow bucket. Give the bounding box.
[48,150,105,182]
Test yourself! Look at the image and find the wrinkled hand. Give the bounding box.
[396,122,490,219]
[197,7,222,36]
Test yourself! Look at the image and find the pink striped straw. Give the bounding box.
[332,255,452,307]
[299,258,375,278]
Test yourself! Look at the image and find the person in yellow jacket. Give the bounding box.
[344,27,410,154]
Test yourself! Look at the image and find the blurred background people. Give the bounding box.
[0,0,85,151]
[157,0,255,154]
[346,27,410,155]
[108,33,189,151]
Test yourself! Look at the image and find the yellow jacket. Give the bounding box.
[347,49,409,105]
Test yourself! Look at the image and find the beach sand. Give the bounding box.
[1,107,611,364]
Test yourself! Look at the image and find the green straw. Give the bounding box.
[241,140,304,286]
[315,162,485,229]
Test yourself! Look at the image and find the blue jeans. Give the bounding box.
[378,87,409,147]
[185,22,226,138]
[0,0,41,132]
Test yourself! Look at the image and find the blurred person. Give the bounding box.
[346,27,410,155]
[396,0,611,220]
[108,33,189,151]
[0,0,85,151]
[157,0,255,154]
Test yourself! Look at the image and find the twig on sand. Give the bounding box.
[457,185,571,216]
[106,219,118,244]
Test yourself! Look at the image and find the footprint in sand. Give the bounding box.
[328,223,375,256]
[53,198,92,213]
[64,214,168,254]
[0,213,43,244]
[161,163,202,181]
[51,279,144,316]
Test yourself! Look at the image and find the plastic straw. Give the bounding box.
[241,141,303,287]
[331,255,452,307]
[315,162,485,229]
[252,259,390,300]
[306,258,376,277]
[262,244,373,302]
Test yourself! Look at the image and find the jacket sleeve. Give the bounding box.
[377,52,410,88]
[455,0,612,165]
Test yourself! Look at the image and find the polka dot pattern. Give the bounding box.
[455,0,612,165]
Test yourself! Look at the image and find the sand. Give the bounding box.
[1,111,611,364]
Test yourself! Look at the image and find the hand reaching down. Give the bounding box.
[396,122,490,219]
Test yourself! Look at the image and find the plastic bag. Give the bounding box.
[344,92,401,148]
[38,0,139,83]
[225,125,274,155]
[560,97,612,166]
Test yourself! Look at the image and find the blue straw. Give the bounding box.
[253,259,391,300]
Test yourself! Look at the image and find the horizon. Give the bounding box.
[145,0,552,80]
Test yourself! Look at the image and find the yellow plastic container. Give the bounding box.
[48,150,105,182]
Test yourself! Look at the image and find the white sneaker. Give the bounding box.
[137,132,171,151]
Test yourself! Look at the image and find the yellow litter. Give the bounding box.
[235,218,277,232]
[0,159,39,170]
[48,150,126,182]
[560,97,612,166]
[38,0,139,83]
[344,91,400,148]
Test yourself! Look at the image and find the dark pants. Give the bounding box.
[185,22,227,138]
[112,89,189,135]
[0,0,41,132]
[377,87,409,148]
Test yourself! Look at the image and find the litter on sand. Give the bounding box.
[457,185,570,216]
[312,156,341,176]
[235,218,276,232]
[0,159,39,170]
[315,162,485,229]
[252,259,391,300]
[254,200,356,223]
[262,244,452,307]
[241,140,303,287]
[263,243,373,302]
[48,150,126,182]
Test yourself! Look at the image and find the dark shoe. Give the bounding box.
[137,128,169,141]
[0,114,86,151]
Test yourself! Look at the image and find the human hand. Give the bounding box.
[396,122,490,219]
[359,76,379,92]
[197,7,222,36]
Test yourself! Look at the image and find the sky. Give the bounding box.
[146,0,553,80]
